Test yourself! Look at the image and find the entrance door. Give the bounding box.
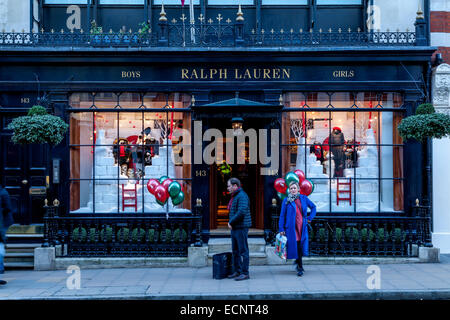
[0,112,49,225]
[209,121,265,230]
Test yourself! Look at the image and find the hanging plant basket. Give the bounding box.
[7,105,69,146]
[397,103,450,142]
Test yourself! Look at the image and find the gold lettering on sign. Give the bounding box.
[21,98,30,104]
[121,71,141,79]
[180,68,292,80]
[333,70,355,78]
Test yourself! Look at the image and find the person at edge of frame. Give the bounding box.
[279,181,317,276]
[227,177,252,281]
[0,184,14,285]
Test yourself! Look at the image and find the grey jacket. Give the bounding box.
[228,188,252,229]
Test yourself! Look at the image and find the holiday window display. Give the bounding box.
[71,112,189,214]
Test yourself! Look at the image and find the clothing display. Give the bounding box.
[329,127,345,177]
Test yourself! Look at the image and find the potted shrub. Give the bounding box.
[7,105,69,146]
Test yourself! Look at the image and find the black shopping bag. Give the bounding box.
[212,252,233,280]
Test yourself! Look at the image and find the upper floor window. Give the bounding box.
[98,0,145,4]
[45,0,88,4]
[262,0,307,4]
[207,0,253,4]
[153,0,200,4]
[316,0,362,4]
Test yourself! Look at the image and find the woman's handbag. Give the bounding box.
[274,233,287,260]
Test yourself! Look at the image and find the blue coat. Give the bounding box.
[278,195,316,258]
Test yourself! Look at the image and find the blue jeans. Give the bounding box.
[0,242,5,274]
[231,228,249,276]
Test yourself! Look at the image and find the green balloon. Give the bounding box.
[168,181,182,198]
[277,192,287,200]
[171,191,185,206]
[285,172,300,187]
[159,176,169,184]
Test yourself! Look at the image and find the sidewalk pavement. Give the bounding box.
[1,255,450,300]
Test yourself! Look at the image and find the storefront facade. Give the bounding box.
[0,2,437,257]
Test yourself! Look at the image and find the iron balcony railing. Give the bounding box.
[0,24,417,48]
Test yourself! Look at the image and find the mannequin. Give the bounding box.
[329,127,345,177]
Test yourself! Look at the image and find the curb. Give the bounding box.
[3,290,450,301]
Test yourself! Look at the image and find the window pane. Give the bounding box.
[99,0,144,4]
[69,93,93,108]
[262,0,307,4]
[70,112,92,145]
[380,146,403,179]
[120,92,142,108]
[45,0,87,4]
[317,0,362,4]
[94,92,119,108]
[70,181,92,213]
[355,179,379,212]
[381,180,403,212]
[70,147,94,179]
[96,180,119,213]
[208,0,253,5]
[96,112,118,145]
[143,92,167,108]
[154,0,199,4]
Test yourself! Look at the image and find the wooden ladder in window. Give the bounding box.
[122,183,138,212]
[337,178,352,206]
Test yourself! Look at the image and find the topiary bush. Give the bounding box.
[117,228,130,242]
[335,228,343,242]
[415,103,435,115]
[345,227,359,242]
[390,228,407,243]
[71,227,97,242]
[376,228,389,242]
[147,229,159,243]
[397,103,450,142]
[7,105,69,145]
[100,227,113,242]
[131,228,146,243]
[160,229,172,243]
[173,228,188,243]
[361,228,375,242]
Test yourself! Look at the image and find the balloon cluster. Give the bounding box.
[274,169,315,200]
[147,176,185,206]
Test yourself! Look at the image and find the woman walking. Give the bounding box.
[279,181,316,276]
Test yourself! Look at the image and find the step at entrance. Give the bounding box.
[4,232,43,269]
[207,237,267,266]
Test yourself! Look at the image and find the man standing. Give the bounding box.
[0,184,14,285]
[226,178,252,281]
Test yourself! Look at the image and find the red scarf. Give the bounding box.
[227,188,241,211]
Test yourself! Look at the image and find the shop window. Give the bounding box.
[98,0,145,4]
[316,0,362,4]
[69,92,192,214]
[281,92,404,214]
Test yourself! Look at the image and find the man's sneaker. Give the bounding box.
[227,272,240,279]
[0,280,7,285]
[297,270,304,277]
[234,274,250,281]
[295,265,304,273]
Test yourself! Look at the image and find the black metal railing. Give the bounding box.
[0,24,417,48]
[42,200,203,257]
[268,200,432,257]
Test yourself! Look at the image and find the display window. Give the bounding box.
[282,92,405,214]
[69,92,192,214]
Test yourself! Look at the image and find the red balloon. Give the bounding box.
[294,169,306,183]
[146,179,160,195]
[274,178,287,194]
[162,178,173,192]
[300,179,313,196]
[154,185,169,203]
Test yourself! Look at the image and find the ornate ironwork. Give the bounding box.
[0,27,416,48]
[43,203,203,257]
[268,203,432,257]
